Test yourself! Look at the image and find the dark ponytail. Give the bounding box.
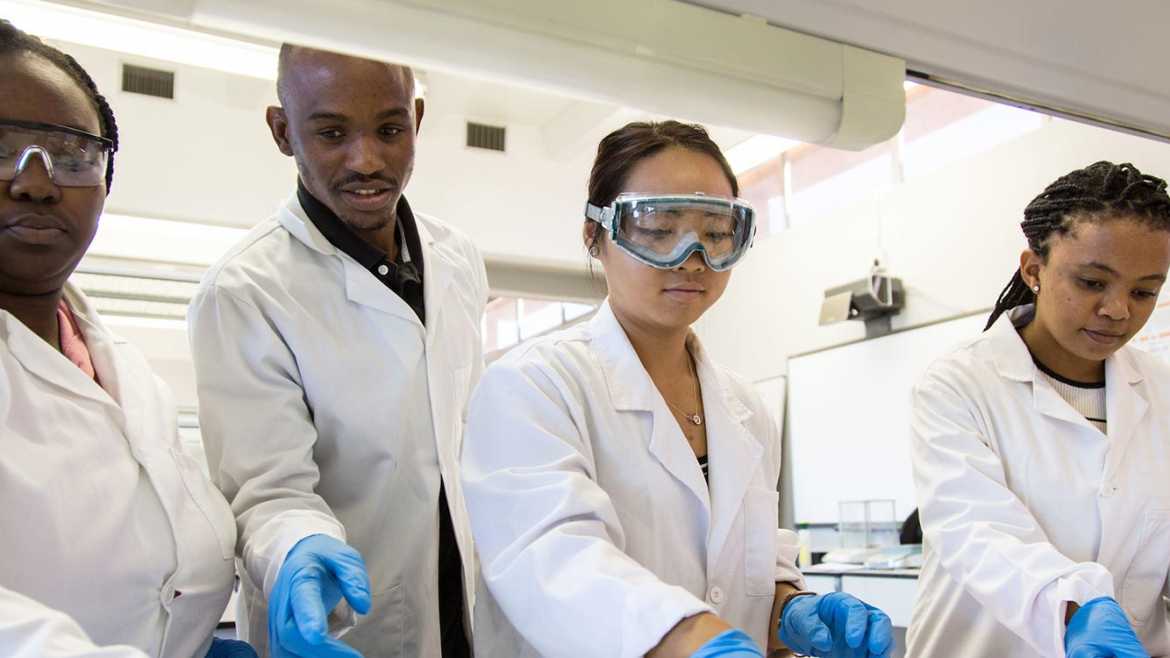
[985,161,1170,330]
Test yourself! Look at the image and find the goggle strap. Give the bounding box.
[583,202,607,223]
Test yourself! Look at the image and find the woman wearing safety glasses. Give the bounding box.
[0,21,253,658]
[462,121,893,658]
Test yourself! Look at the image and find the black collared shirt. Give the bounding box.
[296,181,470,657]
[297,180,426,324]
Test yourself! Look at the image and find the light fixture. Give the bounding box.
[726,134,801,175]
[89,212,250,267]
[0,0,279,80]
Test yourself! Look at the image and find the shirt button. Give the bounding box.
[1100,484,1117,498]
[708,586,725,605]
[377,264,390,276]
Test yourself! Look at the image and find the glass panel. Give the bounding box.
[518,299,563,339]
[563,302,596,321]
[483,297,520,351]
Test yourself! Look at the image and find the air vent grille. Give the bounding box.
[466,122,506,152]
[122,64,175,99]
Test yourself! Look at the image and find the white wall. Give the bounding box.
[694,118,1170,382]
[411,113,592,265]
[46,40,296,228]
[52,39,599,266]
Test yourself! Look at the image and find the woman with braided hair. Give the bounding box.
[0,20,255,658]
[907,161,1170,658]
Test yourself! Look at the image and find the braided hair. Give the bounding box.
[0,19,119,192]
[985,161,1170,330]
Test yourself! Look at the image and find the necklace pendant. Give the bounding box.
[689,414,703,426]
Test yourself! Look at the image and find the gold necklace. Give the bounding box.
[665,350,703,427]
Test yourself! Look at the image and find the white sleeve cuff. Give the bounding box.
[775,529,806,588]
[243,510,347,597]
[624,585,715,658]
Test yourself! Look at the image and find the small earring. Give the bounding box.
[1032,285,1040,294]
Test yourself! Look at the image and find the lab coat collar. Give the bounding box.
[1,283,131,412]
[278,193,455,328]
[987,304,1149,438]
[694,333,764,566]
[588,300,762,550]
[587,300,752,422]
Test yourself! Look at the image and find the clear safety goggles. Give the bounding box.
[0,119,114,188]
[585,193,756,271]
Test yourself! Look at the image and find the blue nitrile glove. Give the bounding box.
[205,638,259,658]
[778,592,894,658]
[1065,597,1150,658]
[689,629,765,657]
[268,534,372,658]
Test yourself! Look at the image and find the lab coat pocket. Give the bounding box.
[337,583,404,657]
[172,447,236,560]
[1121,506,1170,626]
[745,487,780,596]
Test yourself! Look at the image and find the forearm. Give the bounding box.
[767,582,800,657]
[648,613,733,658]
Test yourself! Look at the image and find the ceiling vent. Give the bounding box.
[122,64,175,99]
[466,121,506,152]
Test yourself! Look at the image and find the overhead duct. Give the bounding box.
[83,0,906,150]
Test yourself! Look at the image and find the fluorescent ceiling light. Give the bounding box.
[0,0,279,80]
[89,213,250,267]
[726,134,801,174]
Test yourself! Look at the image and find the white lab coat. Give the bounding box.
[461,300,802,658]
[0,283,236,658]
[907,305,1170,658]
[188,194,487,657]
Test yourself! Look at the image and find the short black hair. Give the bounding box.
[0,19,119,191]
[986,161,1170,329]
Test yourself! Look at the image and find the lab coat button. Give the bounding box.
[708,586,725,605]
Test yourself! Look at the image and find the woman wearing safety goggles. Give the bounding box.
[0,20,253,658]
[462,120,894,658]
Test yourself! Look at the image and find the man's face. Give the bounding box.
[267,48,422,233]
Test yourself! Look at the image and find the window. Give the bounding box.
[482,296,599,356]
[736,82,1050,234]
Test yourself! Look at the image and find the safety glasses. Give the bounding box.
[585,193,756,271]
[0,119,114,188]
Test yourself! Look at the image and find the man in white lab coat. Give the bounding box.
[189,45,486,658]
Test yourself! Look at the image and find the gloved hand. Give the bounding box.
[778,592,893,658]
[205,638,259,658]
[1065,597,1150,658]
[268,534,372,658]
[689,629,764,657]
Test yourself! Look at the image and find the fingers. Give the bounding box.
[797,612,833,653]
[815,593,867,649]
[298,635,367,658]
[841,598,869,648]
[290,574,330,644]
[864,609,894,657]
[321,548,372,615]
[274,610,366,658]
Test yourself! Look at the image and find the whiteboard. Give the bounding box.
[786,312,988,525]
